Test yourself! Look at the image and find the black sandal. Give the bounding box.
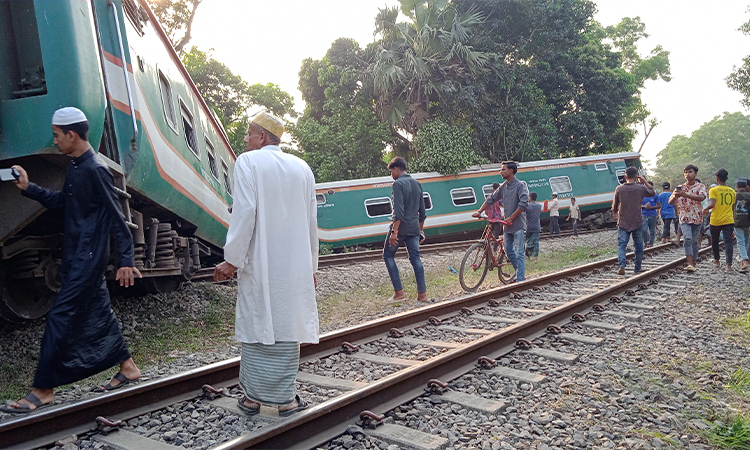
[278,394,309,417]
[92,372,139,392]
[0,393,51,414]
[237,396,260,416]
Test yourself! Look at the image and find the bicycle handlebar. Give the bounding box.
[474,214,510,225]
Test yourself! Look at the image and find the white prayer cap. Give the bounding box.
[52,107,88,126]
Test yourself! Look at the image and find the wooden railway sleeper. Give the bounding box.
[95,416,122,436]
[358,411,385,429]
[426,379,451,394]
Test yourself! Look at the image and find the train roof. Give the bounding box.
[316,151,641,189]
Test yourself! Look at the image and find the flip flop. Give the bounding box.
[92,372,139,392]
[237,396,260,416]
[0,393,51,414]
[278,395,309,417]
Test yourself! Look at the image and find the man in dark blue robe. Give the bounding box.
[2,107,142,413]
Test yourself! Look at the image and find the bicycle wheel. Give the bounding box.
[459,242,489,292]
[496,250,516,284]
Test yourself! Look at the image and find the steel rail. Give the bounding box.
[216,244,704,449]
[0,241,696,449]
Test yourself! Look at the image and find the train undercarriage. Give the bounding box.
[0,155,222,323]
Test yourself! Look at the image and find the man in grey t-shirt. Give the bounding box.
[473,161,529,281]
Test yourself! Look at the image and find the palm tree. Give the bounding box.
[370,0,488,144]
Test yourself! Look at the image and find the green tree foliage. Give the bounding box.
[727,10,750,109]
[455,0,670,160]
[181,47,296,154]
[294,0,671,179]
[653,112,750,187]
[411,120,486,175]
[371,0,488,141]
[146,0,202,52]
[289,39,391,182]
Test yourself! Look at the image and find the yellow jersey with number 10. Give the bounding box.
[709,185,736,226]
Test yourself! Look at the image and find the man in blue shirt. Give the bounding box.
[657,182,677,244]
[641,181,661,247]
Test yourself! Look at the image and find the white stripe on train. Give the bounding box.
[317,192,616,242]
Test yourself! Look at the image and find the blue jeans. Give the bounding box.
[383,233,426,293]
[617,227,644,272]
[736,227,750,261]
[642,215,657,246]
[680,223,702,259]
[504,229,525,281]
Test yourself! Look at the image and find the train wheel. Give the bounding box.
[496,252,516,284]
[0,261,59,323]
[145,276,183,295]
[459,242,489,292]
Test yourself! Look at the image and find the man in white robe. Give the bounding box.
[213,112,318,417]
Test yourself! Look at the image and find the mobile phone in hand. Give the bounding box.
[0,168,19,182]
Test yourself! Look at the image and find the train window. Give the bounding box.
[594,162,608,171]
[205,139,219,179]
[482,185,494,199]
[158,72,177,130]
[548,176,572,194]
[365,198,392,218]
[616,169,627,184]
[180,101,200,158]
[222,160,232,196]
[450,188,477,206]
[316,193,327,205]
[423,192,433,210]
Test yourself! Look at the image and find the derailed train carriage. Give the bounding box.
[0,0,234,321]
[316,152,643,249]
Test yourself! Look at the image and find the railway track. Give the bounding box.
[190,228,608,281]
[0,241,712,449]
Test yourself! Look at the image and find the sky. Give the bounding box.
[190,0,749,169]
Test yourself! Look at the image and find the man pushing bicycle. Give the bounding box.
[472,161,529,282]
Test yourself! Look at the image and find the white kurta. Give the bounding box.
[224,145,319,345]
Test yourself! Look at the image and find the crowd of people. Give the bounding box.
[4,109,749,420]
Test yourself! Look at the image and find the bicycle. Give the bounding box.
[459,218,516,292]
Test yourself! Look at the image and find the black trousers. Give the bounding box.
[710,223,734,265]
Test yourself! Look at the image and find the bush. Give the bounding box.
[411,120,486,175]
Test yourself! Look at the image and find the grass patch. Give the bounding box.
[727,368,750,396]
[724,312,750,338]
[317,244,616,330]
[0,284,237,402]
[705,414,750,449]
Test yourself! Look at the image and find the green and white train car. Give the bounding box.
[316,152,642,248]
[0,0,234,320]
